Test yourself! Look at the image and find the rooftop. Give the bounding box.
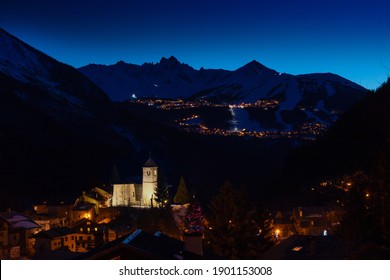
[0,211,40,230]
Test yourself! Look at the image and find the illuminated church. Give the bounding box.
[111,158,158,207]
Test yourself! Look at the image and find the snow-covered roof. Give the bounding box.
[0,211,40,229]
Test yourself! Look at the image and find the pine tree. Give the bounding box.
[110,165,121,184]
[173,176,191,204]
[184,200,205,234]
[205,182,274,259]
[154,168,169,208]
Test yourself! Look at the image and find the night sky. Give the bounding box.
[1,0,389,89]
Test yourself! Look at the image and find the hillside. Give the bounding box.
[80,57,368,131]
[0,28,141,208]
[281,78,390,189]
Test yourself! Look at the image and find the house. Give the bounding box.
[0,210,40,259]
[34,223,104,255]
[69,218,110,249]
[29,212,68,231]
[272,211,295,239]
[71,202,96,223]
[78,187,112,208]
[76,229,203,260]
[33,202,72,224]
[292,207,341,236]
[261,235,348,260]
[34,227,77,254]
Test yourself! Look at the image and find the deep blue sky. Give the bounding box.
[1,0,389,89]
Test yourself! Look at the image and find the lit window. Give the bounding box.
[292,246,302,252]
[87,228,90,232]
[95,227,98,232]
[80,228,83,232]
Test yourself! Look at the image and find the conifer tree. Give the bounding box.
[154,168,169,208]
[184,200,205,234]
[205,182,274,259]
[110,165,121,184]
[173,176,191,204]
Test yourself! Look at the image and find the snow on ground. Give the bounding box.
[228,106,264,132]
[282,77,301,110]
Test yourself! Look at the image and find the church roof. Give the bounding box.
[144,157,157,167]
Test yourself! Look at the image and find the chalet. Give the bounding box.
[76,229,202,260]
[272,211,294,239]
[71,202,96,223]
[261,235,348,259]
[34,227,77,254]
[292,207,341,236]
[69,218,117,249]
[33,202,72,223]
[29,212,68,231]
[0,211,40,259]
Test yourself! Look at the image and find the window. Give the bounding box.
[79,236,83,241]
[71,244,74,249]
[153,170,157,176]
[80,228,83,232]
[94,227,98,232]
[87,236,91,241]
[71,236,74,240]
[87,228,90,233]
[65,237,68,242]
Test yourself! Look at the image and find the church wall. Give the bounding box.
[112,184,139,207]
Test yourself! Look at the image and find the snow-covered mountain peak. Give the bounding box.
[0,28,54,84]
[236,60,276,76]
[160,56,180,65]
[0,28,112,118]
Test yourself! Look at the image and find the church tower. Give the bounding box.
[142,157,158,207]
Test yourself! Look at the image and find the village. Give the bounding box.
[0,155,348,260]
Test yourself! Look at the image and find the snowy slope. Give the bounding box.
[0,28,113,120]
[80,57,366,104]
[80,56,367,131]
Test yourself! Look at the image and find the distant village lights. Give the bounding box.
[129,98,328,140]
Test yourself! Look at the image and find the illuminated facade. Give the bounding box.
[142,158,158,207]
[111,158,158,208]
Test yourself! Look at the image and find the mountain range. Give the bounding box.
[0,27,376,209]
[80,56,368,131]
[80,56,367,106]
[0,28,140,207]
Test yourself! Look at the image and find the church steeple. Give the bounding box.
[144,156,157,167]
[142,155,158,207]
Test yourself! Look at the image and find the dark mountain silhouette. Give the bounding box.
[281,78,390,189]
[0,28,141,208]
